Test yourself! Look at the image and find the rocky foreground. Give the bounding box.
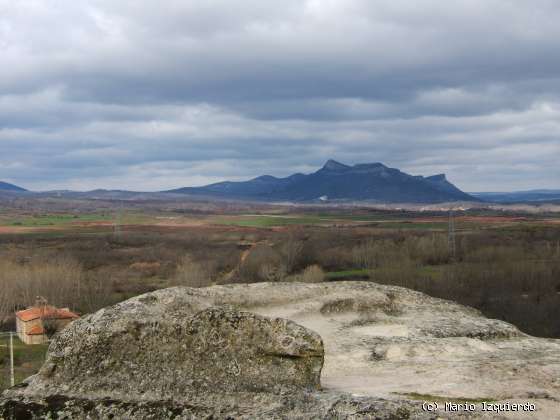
[2,281,560,419]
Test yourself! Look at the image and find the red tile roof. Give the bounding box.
[27,325,45,335]
[16,306,79,322]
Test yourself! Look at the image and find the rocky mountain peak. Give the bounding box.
[321,159,350,171]
[426,173,447,182]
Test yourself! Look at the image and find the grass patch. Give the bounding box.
[376,221,447,230]
[2,212,157,228]
[5,213,113,227]
[417,265,446,281]
[0,335,48,392]
[329,266,446,282]
[214,215,328,227]
[326,269,371,280]
[316,213,410,221]
[212,214,452,229]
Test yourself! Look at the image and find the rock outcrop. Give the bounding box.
[35,307,323,399]
[2,281,560,419]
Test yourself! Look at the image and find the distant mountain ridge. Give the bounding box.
[471,190,560,203]
[2,170,557,205]
[0,181,27,192]
[167,160,477,203]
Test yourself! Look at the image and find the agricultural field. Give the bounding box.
[0,198,559,387]
[0,211,158,232]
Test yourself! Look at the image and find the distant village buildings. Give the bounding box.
[15,298,79,345]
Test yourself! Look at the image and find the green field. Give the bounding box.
[0,212,159,229]
[371,221,447,230]
[326,269,371,280]
[327,266,447,281]
[2,213,112,227]
[214,215,328,227]
[214,214,451,229]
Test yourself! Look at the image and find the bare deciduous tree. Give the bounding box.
[172,255,212,288]
[281,230,305,273]
[298,265,325,283]
[0,257,84,323]
[239,245,285,283]
[258,263,287,282]
[79,274,114,313]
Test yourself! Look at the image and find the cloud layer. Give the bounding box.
[1,0,559,191]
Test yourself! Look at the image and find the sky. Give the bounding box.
[1,0,560,192]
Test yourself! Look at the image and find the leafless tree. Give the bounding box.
[0,256,84,322]
[297,265,325,283]
[79,274,114,313]
[281,230,305,273]
[172,255,212,288]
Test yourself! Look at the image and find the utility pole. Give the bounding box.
[9,332,14,387]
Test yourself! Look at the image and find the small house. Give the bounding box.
[16,299,79,345]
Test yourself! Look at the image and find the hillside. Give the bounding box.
[167,160,477,203]
[0,181,26,192]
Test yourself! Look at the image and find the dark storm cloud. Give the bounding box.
[1,0,559,191]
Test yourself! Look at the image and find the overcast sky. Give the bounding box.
[1,0,560,192]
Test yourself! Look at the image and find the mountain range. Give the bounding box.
[4,162,557,204]
[471,190,560,203]
[167,160,477,203]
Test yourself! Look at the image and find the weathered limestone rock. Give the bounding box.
[28,307,322,401]
[0,392,430,419]
[2,281,560,419]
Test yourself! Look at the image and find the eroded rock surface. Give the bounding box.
[34,307,322,400]
[2,281,560,419]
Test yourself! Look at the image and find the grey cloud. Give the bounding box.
[0,0,559,191]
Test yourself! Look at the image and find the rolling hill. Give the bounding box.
[0,181,27,192]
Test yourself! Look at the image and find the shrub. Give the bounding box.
[172,255,212,288]
[42,318,59,338]
[404,234,450,265]
[352,239,405,269]
[258,263,288,282]
[238,245,285,283]
[298,265,325,283]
